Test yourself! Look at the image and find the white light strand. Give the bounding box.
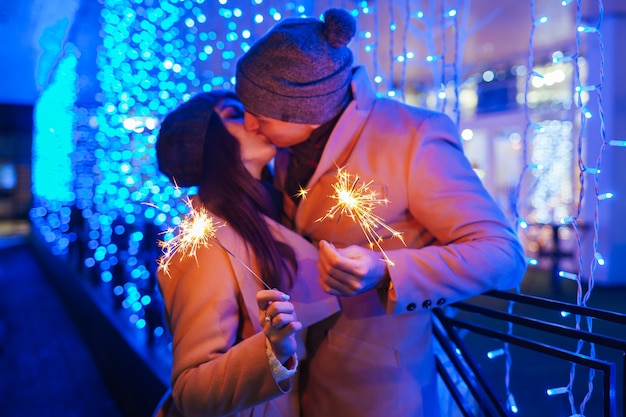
[438,0,447,114]
[451,3,460,127]
[563,0,606,414]
[387,0,395,99]
[399,0,411,103]
[504,0,546,412]
[372,1,380,95]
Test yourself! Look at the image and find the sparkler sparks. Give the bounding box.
[316,166,405,265]
[157,198,224,275]
[157,197,271,290]
[295,186,309,201]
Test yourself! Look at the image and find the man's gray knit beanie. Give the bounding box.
[236,8,356,125]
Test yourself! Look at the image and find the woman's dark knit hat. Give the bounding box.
[236,8,356,125]
[156,91,236,187]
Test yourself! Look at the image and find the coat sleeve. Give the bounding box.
[382,111,527,314]
[158,243,288,417]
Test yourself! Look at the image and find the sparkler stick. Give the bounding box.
[316,166,405,266]
[156,197,272,290]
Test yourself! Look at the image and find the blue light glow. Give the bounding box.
[32,45,78,203]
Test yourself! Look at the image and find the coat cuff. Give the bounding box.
[265,337,298,384]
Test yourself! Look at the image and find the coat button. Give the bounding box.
[406,302,417,311]
[422,300,432,309]
[436,298,446,306]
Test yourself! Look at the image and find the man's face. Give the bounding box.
[243,111,320,148]
[216,97,276,174]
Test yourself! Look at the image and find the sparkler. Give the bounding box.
[156,197,271,290]
[316,166,405,265]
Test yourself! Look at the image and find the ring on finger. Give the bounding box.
[270,316,279,328]
[264,312,272,323]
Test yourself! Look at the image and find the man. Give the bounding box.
[236,8,527,417]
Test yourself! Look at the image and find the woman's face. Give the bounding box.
[215,96,276,176]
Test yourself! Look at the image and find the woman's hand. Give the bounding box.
[256,289,302,363]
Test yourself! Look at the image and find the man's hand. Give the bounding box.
[317,240,389,297]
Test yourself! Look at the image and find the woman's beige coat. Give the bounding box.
[155,210,338,417]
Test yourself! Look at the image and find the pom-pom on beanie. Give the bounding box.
[156,91,236,187]
[236,8,356,125]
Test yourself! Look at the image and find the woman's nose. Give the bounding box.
[243,112,260,132]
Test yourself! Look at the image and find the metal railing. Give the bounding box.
[434,289,626,417]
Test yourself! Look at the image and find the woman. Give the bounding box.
[153,91,338,417]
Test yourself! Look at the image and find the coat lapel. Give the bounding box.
[308,67,376,187]
[216,230,264,334]
[295,66,377,231]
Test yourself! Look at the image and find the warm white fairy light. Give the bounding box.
[547,386,569,396]
[316,166,405,265]
[507,393,519,413]
[487,348,505,359]
[576,84,597,92]
[577,25,597,33]
[594,251,605,266]
[553,54,574,63]
[583,167,600,174]
[580,106,593,118]
[558,270,578,280]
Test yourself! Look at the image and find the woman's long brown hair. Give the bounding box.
[197,111,294,291]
